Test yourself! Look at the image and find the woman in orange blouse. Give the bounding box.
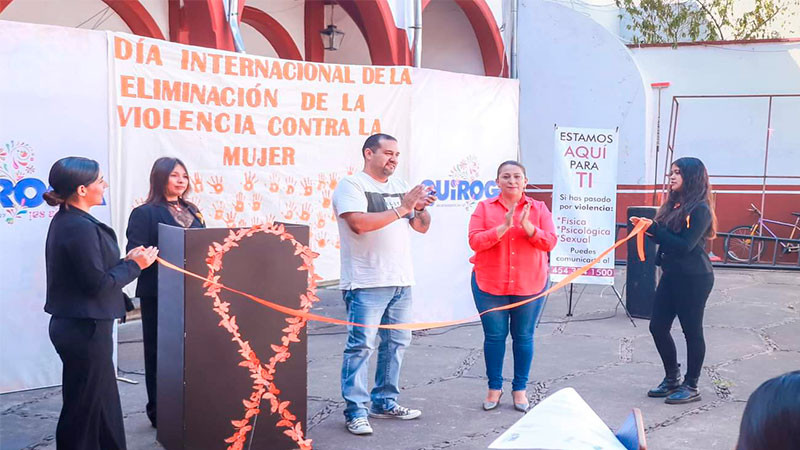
[468,161,557,412]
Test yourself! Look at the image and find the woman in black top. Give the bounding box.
[44,157,158,450]
[633,157,717,405]
[126,157,205,427]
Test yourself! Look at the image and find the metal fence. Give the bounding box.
[614,223,800,270]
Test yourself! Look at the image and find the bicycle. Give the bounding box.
[724,203,800,262]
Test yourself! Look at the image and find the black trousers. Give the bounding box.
[140,295,158,426]
[49,317,126,450]
[649,271,714,386]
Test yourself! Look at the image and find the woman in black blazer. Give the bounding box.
[126,157,205,428]
[44,157,157,450]
[633,157,717,405]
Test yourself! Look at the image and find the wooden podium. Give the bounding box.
[157,224,310,450]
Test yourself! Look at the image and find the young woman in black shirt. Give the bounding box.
[44,157,158,449]
[633,157,717,404]
[125,157,205,427]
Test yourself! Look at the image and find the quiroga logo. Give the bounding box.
[421,155,499,211]
[0,141,52,225]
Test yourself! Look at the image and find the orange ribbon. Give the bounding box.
[157,218,652,331]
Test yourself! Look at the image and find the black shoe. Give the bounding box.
[665,384,701,404]
[647,376,682,397]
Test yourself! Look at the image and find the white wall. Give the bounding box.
[518,0,651,185]
[421,0,485,76]
[241,0,304,59]
[1,0,132,34]
[1,0,170,38]
[535,0,622,40]
[239,21,279,58]
[323,4,371,66]
[388,0,509,49]
[140,0,169,38]
[630,42,800,187]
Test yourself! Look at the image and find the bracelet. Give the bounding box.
[392,207,402,219]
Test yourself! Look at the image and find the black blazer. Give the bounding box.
[126,202,205,298]
[651,202,714,275]
[45,206,141,319]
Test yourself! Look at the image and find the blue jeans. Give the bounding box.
[471,273,545,391]
[341,286,412,420]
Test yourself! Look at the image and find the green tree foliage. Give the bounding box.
[616,0,800,44]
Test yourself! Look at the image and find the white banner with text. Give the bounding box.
[0,21,113,392]
[550,126,618,285]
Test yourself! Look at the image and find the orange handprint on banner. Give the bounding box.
[317,174,327,190]
[234,192,245,213]
[264,213,276,225]
[285,177,296,195]
[330,209,337,223]
[243,172,257,192]
[314,231,329,249]
[334,238,340,249]
[299,203,312,222]
[346,166,356,176]
[213,201,225,221]
[208,176,224,194]
[328,173,339,190]
[237,219,247,227]
[321,188,331,209]
[132,197,146,208]
[250,216,265,226]
[301,178,314,197]
[269,174,280,193]
[283,202,297,221]
[316,212,326,229]
[193,173,204,193]
[224,211,237,227]
[251,193,263,212]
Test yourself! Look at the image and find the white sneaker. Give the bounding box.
[368,404,422,420]
[346,417,373,435]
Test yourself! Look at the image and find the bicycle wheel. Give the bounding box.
[725,225,764,262]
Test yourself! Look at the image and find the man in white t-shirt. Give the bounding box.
[333,133,434,435]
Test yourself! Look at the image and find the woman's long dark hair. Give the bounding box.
[736,370,800,450]
[145,157,195,208]
[43,157,100,207]
[655,157,716,239]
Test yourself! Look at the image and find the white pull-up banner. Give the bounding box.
[550,126,619,285]
[0,21,113,393]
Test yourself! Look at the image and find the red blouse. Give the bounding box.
[468,196,557,296]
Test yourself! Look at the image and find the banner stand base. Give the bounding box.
[116,376,139,385]
[537,282,636,328]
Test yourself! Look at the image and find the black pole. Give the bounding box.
[567,283,574,317]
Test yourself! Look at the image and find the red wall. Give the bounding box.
[528,184,799,262]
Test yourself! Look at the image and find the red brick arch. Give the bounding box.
[101,0,164,39]
[240,6,302,60]
[326,0,410,66]
[422,0,507,76]
[0,0,164,39]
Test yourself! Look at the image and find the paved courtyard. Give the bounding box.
[2,268,798,450]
